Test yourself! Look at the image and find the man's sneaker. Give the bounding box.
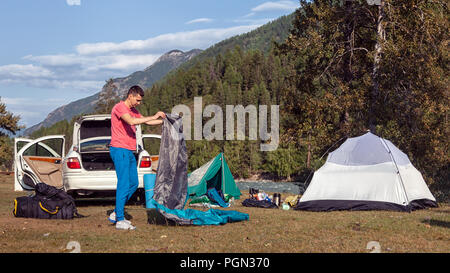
[108,211,131,224]
[116,220,136,230]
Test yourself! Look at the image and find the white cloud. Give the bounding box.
[251,1,298,12]
[23,54,82,67]
[243,12,257,18]
[2,97,67,107]
[76,25,259,56]
[66,0,81,6]
[186,18,214,25]
[0,78,103,94]
[0,64,54,79]
[94,54,160,70]
[24,53,160,72]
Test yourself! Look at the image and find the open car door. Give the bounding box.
[14,138,33,191]
[142,134,161,172]
[14,135,65,191]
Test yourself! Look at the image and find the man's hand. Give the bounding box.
[144,111,165,126]
[155,111,166,119]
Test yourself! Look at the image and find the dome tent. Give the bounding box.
[295,132,437,212]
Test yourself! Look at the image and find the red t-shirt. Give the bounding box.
[110,101,142,150]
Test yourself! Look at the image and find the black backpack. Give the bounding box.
[13,183,84,220]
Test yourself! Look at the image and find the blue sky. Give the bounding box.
[0,0,299,129]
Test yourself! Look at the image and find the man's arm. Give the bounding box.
[145,119,163,125]
[120,111,166,126]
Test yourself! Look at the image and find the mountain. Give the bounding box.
[24,13,295,136]
[23,49,202,135]
[102,49,203,98]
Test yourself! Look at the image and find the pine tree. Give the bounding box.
[277,0,371,158]
[0,97,25,170]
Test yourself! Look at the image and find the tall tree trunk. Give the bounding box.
[343,0,355,83]
[369,0,386,132]
[342,1,356,137]
[307,133,311,169]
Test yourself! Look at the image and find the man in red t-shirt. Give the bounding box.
[109,85,165,230]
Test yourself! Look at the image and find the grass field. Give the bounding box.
[0,174,448,253]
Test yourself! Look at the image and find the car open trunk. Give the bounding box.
[81,152,115,171]
[81,151,139,171]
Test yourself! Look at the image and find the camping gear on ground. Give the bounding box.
[144,173,156,209]
[256,191,271,202]
[249,188,259,195]
[242,198,278,209]
[189,195,214,205]
[273,193,281,207]
[249,188,259,199]
[295,132,438,212]
[149,114,249,226]
[13,183,83,219]
[284,195,301,207]
[189,193,234,208]
[242,188,278,209]
[247,188,271,202]
[206,188,230,208]
[188,153,241,199]
[282,203,290,210]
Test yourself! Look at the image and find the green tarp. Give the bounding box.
[187,153,241,199]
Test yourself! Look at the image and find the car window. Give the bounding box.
[143,137,161,155]
[22,138,63,158]
[16,140,30,153]
[81,139,111,152]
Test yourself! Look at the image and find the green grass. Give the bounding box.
[0,174,448,253]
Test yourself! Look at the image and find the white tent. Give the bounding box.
[296,132,437,212]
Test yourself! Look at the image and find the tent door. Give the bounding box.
[206,169,222,191]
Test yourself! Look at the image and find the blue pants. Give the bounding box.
[110,147,139,222]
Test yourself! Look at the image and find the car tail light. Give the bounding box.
[139,156,151,168]
[67,157,81,169]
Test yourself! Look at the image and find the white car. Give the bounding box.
[14,114,161,200]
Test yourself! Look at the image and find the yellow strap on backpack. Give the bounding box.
[13,199,18,216]
[39,202,59,214]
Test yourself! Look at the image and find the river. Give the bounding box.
[235,181,306,195]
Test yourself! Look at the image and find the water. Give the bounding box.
[236,181,306,195]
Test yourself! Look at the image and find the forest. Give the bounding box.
[1,0,448,201]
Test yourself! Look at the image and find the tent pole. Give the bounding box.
[222,153,225,194]
[379,137,410,211]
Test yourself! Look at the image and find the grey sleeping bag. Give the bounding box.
[152,114,188,210]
